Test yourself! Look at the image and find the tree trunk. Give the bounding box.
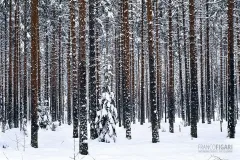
[227,0,235,138]
[140,0,145,125]
[189,0,198,138]
[89,0,97,139]
[69,0,78,138]
[206,0,211,124]
[147,0,159,143]
[30,0,39,148]
[78,0,88,155]
[168,0,174,133]
[123,0,131,139]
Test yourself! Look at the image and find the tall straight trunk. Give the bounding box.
[17,0,23,130]
[69,0,78,138]
[0,23,3,128]
[89,0,97,139]
[44,29,49,106]
[67,26,71,125]
[120,1,124,127]
[30,0,39,148]
[3,1,8,132]
[130,1,135,124]
[200,4,205,123]
[58,16,62,125]
[140,0,145,125]
[147,0,159,143]
[78,0,88,155]
[227,0,235,138]
[237,18,240,121]
[168,0,174,133]
[177,6,184,122]
[117,1,123,127]
[95,2,100,114]
[14,0,19,128]
[182,0,190,126]
[189,0,198,138]
[155,1,162,128]
[123,0,131,139]
[51,8,57,123]
[220,18,223,121]
[206,0,211,124]
[8,0,13,129]
[23,0,28,123]
[225,34,228,121]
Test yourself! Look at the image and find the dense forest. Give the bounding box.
[0,0,238,157]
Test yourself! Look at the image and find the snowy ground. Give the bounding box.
[0,119,240,160]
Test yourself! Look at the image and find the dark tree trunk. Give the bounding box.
[69,0,78,138]
[30,0,39,148]
[189,0,198,138]
[23,0,28,125]
[227,0,235,138]
[67,19,71,125]
[140,0,145,125]
[168,0,174,133]
[147,0,159,143]
[78,0,88,155]
[206,0,211,124]
[8,0,13,129]
[123,0,131,140]
[58,17,62,125]
[155,1,162,128]
[14,0,19,128]
[3,0,8,132]
[51,7,57,123]
[200,6,205,124]
[89,0,97,139]
[220,18,223,122]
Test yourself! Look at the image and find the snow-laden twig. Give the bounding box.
[2,152,9,160]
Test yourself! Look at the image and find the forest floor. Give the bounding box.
[0,119,240,160]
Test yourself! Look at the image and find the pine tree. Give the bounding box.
[67,15,72,126]
[200,1,205,124]
[206,0,211,124]
[147,0,159,143]
[30,0,39,148]
[8,0,13,129]
[140,0,145,125]
[155,1,162,128]
[176,5,184,122]
[89,0,97,139]
[189,0,198,138]
[227,0,235,138]
[78,0,88,155]
[168,0,174,133]
[69,0,78,138]
[123,0,131,139]
[58,4,63,125]
[50,6,58,124]
[182,0,190,126]
[13,0,19,128]
[23,0,28,129]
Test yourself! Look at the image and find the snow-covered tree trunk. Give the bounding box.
[78,0,88,155]
[168,0,174,133]
[147,0,159,143]
[189,0,198,138]
[69,0,78,138]
[227,0,235,138]
[89,0,97,140]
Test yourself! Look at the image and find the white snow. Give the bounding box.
[0,119,240,160]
